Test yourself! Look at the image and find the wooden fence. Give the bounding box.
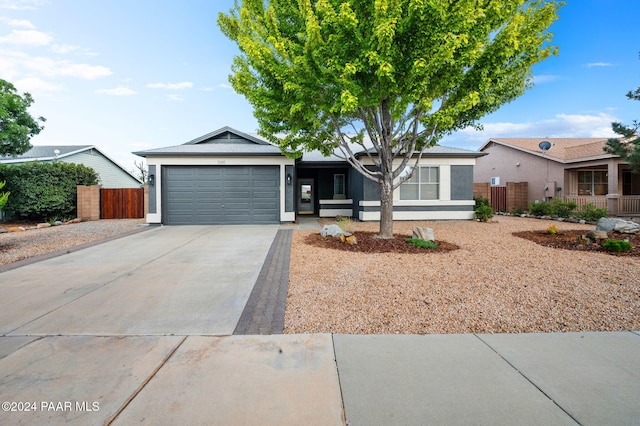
[100,188,144,219]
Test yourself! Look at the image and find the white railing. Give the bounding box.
[564,196,608,210]
[619,196,640,215]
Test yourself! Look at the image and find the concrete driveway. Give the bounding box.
[0,225,279,336]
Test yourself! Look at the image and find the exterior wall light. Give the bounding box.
[286,173,292,185]
[147,174,155,186]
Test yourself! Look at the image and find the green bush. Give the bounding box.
[602,239,632,253]
[549,198,576,217]
[574,202,608,222]
[474,204,494,222]
[528,200,551,216]
[0,162,99,221]
[405,238,438,249]
[474,195,490,208]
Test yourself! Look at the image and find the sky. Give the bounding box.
[0,0,638,174]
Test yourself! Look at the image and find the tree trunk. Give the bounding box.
[378,176,394,239]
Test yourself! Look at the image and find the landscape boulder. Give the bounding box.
[37,223,51,229]
[412,226,435,242]
[321,224,352,238]
[596,218,640,234]
[586,230,608,241]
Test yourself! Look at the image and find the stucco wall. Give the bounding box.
[474,143,565,202]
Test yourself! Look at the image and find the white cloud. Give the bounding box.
[0,17,35,28]
[0,0,48,10]
[96,86,137,96]
[442,113,619,150]
[0,29,52,46]
[585,62,613,68]
[532,74,560,84]
[51,43,79,54]
[14,76,60,91]
[146,81,193,90]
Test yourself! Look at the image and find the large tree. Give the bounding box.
[605,80,640,173]
[219,0,562,238]
[0,79,46,157]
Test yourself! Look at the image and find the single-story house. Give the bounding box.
[133,126,485,225]
[0,145,141,188]
[474,137,640,215]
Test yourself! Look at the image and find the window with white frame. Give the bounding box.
[578,170,608,196]
[400,166,439,200]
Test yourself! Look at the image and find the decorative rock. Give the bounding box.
[596,218,640,234]
[53,221,63,226]
[37,223,51,229]
[8,227,25,232]
[66,218,83,224]
[0,228,8,234]
[579,219,586,225]
[412,226,435,242]
[321,224,351,238]
[576,235,592,246]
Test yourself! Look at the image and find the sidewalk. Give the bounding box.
[1,332,638,425]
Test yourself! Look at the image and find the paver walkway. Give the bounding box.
[234,229,292,335]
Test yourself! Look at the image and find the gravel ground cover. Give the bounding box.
[0,219,146,267]
[285,216,640,334]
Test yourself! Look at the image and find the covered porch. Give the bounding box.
[564,161,640,216]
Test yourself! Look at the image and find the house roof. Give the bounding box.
[479,138,617,163]
[133,126,285,157]
[300,144,485,163]
[0,145,141,183]
[0,145,94,162]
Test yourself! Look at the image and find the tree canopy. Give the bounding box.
[0,79,46,157]
[219,0,562,237]
[605,74,640,173]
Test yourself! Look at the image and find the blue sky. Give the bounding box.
[0,0,638,172]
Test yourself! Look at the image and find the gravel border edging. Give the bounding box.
[0,225,155,274]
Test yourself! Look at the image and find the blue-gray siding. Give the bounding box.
[162,166,279,225]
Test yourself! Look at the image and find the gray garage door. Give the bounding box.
[163,166,280,225]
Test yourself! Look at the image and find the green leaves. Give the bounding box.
[0,79,45,157]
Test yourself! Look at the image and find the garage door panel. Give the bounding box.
[163,165,279,225]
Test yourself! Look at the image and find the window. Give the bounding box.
[400,167,439,200]
[333,174,345,197]
[578,170,608,196]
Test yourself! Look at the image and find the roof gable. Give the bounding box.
[480,138,616,163]
[184,126,271,146]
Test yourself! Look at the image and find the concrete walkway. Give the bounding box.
[0,225,639,425]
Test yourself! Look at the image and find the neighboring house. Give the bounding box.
[474,138,640,215]
[134,126,484,225]
[0,145,141,188]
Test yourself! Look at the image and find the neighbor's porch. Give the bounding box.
[564,162,640,216]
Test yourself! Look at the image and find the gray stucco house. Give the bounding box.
[134,126,484,225]
[0,145,141,188]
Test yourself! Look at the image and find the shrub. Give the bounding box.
[510,207,525,215]
[546,225,558,234]
[337,216,354,233]
[0,181,8,211]
[474,205,494,222]
[549,198,576,218]
[528,200,551,216]
[474,195,490,208]
[405,238,438,249]
[574,203,608,222]
[0,162,99,221]
[603,239,632,253]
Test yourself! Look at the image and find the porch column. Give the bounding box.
[606,159,620,216]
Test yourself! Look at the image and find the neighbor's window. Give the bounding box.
[334,174,345,197]
[578,170,608,196]
[400,167,439,200]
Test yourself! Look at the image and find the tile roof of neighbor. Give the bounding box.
[481,137,616,162]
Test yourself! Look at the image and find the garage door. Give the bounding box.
[163,166,280,225]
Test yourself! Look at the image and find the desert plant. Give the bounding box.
[474,204,494,222]
[337,216,354,233]
[528,201,552,216]
[574,203,608,221]
[549,198,576,217]
[603,239,632,253]
[405,238,438,249]
[546,225,558,234]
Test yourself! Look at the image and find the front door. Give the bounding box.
[298,178,314,214]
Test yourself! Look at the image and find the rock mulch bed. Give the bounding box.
[514,230,640,257]
[0,219,146,266]
[285,216,640,335]
[304,231,459,254]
